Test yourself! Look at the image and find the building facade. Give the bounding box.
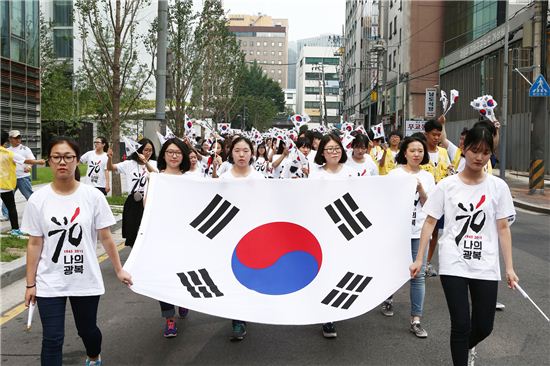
[296,46,341,125]
[42,0,74,61]
[343,0,363,125]
[228,14,289,88]
[0,0,41,154]
[283,88,296,114]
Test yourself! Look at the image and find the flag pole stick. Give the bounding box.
[514,282,550,322]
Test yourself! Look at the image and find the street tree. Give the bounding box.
[75,0,155,195]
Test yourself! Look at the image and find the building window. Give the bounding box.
[271,51,275,56]
[394,16,397,35]
[271,60,275,64]
[263,41,267,47]
[277,79,281,84]
[54,28,73,58]
[256,41,261,47]
[256,51,261,55]
[249,50,253,55]
[263,51,267,55]
[278,51,282,56]
[277,69,282,74]
[388,54,392,71]
[271,42,275,47]
[1,0,10,57]
[393,50,396,68]
[278,61,282,64]
[389,22,392,40]
[278,42,283,47]
[270,70,274,73]
[53,0,73,27]
[305,101,320,109]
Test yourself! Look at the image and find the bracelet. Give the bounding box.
[26,284,36,289]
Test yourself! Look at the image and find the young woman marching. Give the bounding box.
[218,136,264,340]
[187,148,206,178]
[309,134,354,337]
[409,126,518,366]
[345,133,379,177]
[253,143,270,177]
[153,138,192,337]
[380,137,435,338]
[107,138,158,248]
[80,137,110,195]
[23,137,132,366]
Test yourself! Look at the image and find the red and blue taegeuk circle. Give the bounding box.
[231,222,322,295]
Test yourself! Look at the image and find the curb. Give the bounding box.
[0,216,123,289]
[513,199,550,215]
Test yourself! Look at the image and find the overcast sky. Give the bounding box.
[222,0,346,41]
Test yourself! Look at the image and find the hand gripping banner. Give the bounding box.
[124,174,416,325]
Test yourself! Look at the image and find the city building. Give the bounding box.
[228,14,289,88]
[0,0,41,155]
[283,88,296,114]
[343,0,363,125]
[439,0,549,173]
[296,46,341,125]
[359,0,380,128]
[42,0,74,62]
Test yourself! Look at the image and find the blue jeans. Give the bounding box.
[37,296,102,366]
[410,238,427,317]
[2,176,33,217]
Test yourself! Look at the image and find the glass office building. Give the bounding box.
[0,0,41,153]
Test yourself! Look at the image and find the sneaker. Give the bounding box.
[496,301,505,310]
[163,319,177,338]
[9,229,24,237]
[85,356,102,366]
[409,321,428,338]
[381,300,394,317]
[322,322,337,338]
[178,307,189,318]
[467,347,477,366]
[425,263,438,277]
[231,320,247,341]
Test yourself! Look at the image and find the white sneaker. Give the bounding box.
[467,347,477,366]
[496,301,505,310]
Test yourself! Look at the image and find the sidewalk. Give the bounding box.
[495,169,550,215]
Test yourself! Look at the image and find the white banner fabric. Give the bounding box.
[124,174,416,325]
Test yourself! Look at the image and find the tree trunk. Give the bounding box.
[111,0,123,197]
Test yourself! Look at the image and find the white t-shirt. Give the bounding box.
[187,166,206,178]
[345,154,380,177]
[253,156,270,177]
[116,159,157,194]
[9,144,35,178]
[422,174,516,280]
[389,167,435,238]
[271,154,289,179]
[217,161,233,176]
[219,168,265,180]
[80,151,109,188]
[21,184,116,297]
[1,151,26,193]
[309,164,355,179]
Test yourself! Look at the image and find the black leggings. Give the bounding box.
[1,191,19,229]
[440,275,498,366]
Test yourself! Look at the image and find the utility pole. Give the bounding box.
[321,62,328,127]
[529,0,547,194]
[377,0,389,124]
[499,1,509,181]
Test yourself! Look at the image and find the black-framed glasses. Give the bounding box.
[49,155,77,164]
[165,150,182,157]
[324,147,342,154]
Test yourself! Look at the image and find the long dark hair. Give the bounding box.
[97,136,109,152]
[129,138,157,162]
[395,136,430,165]
[47,136,81,181]
[256,143,268,160]
[157,138,191,173]
[464,126,494,153]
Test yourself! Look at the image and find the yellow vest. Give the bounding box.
[369,145,382,161]
[0,147,17,190]
[379,148,398,175]
[452,147,493,174]
[421,146,449,182]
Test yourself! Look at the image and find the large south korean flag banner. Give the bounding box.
[124,174,416,325]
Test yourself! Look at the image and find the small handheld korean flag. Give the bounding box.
[355,125,367,135]
[371,123,385,140]
[440,90,448,113]
[184,119,195,137]
[165,126,176,139]
[341,122,354,134]
[444,89,459,116]
[122,136,141,157]
[341,132,355,151]
[470,95,498,122]
[218,123,231,134]
[156,131,167,145]
[291,114,307,131]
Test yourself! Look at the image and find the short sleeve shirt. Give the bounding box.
[422,174,515,280]
[116,160,157,194]
[21,184,116,297]
[80,151,109,188]
[9,144,35,178]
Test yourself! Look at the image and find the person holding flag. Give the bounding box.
[80,137,110,195]
[420,119,451,277]
[345,134,379,177]
[254,143,270,177]
[23,137,132,366]
[410,126,518,366]
[107,138,157,248]
[218,136,264,340]
[381,136,435,338]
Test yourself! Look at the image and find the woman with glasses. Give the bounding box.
[22,136,132,366]
[107,138,157,248]
[308,134,353,337]
[149,138,192,337]
[80,137,110,195]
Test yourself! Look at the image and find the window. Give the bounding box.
[305,87,320,95]
[54,28,73,58]
[277,69,282,74]
[1,1,10,57]
[389,54,392,71]
[256,51,261,55]
[305,101,320,109]
[286,94,293,99]
[394,16,397,35]
[271,60,275,64]
[305,72,321,80]
[278,61,282,64]
[277,79,282,84]
[271,42,275,47]
[263,41,267,47]
[270,69,274,73]
[256,41,261,47]
[393,50,396,68]
[11,1,24,37]
[53,0,73,26]
[278,51,282,56]
[249,50,253,55]
[278,42,283,47]
[271,51,275,56]
[326,102,341,109]
[389,22,392,40]
[305,57,339,65]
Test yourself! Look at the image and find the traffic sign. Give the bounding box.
[529,75,550,97]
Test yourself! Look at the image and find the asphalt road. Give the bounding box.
[1,210,549,366]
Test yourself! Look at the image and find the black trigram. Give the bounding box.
[321,272,373,310]
[190,194,239,239]
[176,269,224,298]
[325,193,372,240]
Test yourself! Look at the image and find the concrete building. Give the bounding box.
[377,0,445,133]
[228,14,289,88]
[296,46,341,125]
[0,0,41,154]
[343,0,363,125]
[42,0,74,62]
[359,0,380,128]
[284,88,296,114]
